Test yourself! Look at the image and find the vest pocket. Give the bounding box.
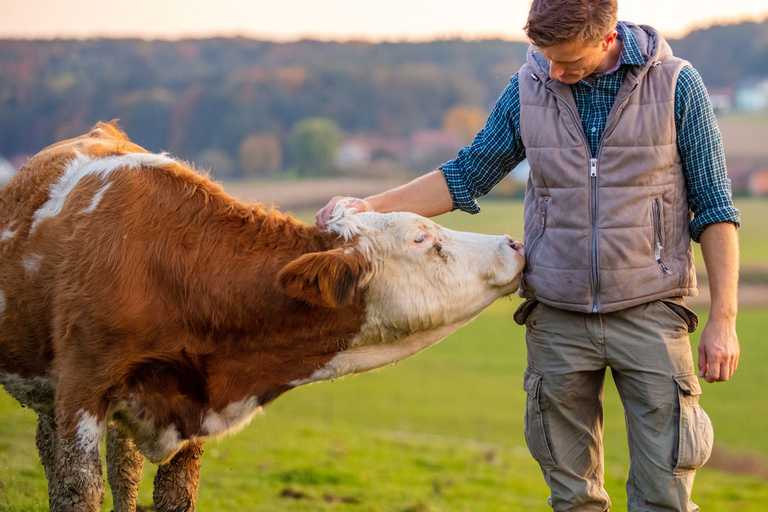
[527,196,550,271]
[523,369,556,468]
[673,373,714,473]
[651,198,672,274]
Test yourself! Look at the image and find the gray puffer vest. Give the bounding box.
[518,23,697,313]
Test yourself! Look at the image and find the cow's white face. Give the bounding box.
[334,207,523,337]
[281,204,524,384]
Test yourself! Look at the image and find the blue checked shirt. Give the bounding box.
[440,22,740,242]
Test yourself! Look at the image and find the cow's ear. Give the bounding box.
[277,248,367,308]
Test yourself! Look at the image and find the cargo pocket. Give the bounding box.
[659,299,699,333]
[673,373,714,473]
[523,369,556,468]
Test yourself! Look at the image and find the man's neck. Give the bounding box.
[595,37,623,75]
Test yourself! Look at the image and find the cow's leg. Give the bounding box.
[153,440,204,512]
[107,421,145,512]
[51,404,105,512]
[36,412,58,505]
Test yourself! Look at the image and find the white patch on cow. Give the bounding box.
[202,396,263,438]
[81,181,112,214]
[154,425,182,460]
[30,151,175,234]
[0,222,16,241]
[303,208,524,387]
[22,254,43,275]
[109,399,187,463]
[290,319,471,386]
[75,410,104,453]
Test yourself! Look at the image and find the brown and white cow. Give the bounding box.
[0,122,524,512]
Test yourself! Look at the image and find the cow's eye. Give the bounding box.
[414,233,427,244]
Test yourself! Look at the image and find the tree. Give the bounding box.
[286,118,343,177]
[239,133,282,177]
[442,105,487,144]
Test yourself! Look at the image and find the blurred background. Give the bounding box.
[1,1,767,511]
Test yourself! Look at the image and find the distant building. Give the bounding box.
[0,156,15,186]
[408,129,461,168]
[335,135,408,170]
[735,79,768,112]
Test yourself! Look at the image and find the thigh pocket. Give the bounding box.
[673,373,714,473]
[524,369,556,468]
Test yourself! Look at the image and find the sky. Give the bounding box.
[1,0,766,41]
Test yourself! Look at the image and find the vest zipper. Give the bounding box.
[652,198,672,274]
[589,158,599,312]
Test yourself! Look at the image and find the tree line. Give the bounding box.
[0,19,765,177]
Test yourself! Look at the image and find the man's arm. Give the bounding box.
[316,74,525,226]
[674,65,741,382]
[698,223,740,382]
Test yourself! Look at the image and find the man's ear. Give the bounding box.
[277,248,368,308]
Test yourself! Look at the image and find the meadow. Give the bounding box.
[1,199,766,511]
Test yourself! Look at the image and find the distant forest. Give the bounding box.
[1,19,767,169]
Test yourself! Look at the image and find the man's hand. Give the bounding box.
[698,317,740,382]
[315,196,372,228]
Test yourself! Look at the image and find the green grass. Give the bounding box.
[1,199,766,511]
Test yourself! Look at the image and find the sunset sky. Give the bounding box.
[1,0,766,41]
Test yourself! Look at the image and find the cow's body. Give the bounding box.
[0,122,524,512]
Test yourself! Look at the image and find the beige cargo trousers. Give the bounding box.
[514,298,714,511]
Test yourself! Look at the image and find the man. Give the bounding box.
[315,1,740,510]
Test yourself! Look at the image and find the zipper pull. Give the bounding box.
[590,158,598,177]
[655,241,663,263]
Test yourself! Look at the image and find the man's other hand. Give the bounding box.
[315,196,372,229]
[698,318,740,382]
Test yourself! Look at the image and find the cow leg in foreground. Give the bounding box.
[107,422,145,512]
[50,423,104,512]
[153,440,204,512]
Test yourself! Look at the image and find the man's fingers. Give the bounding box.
[719,360,731,382]
[315,196,342,228]
[704,353,722,382]
[698,344,707,378]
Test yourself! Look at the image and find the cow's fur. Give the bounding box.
[0,122,523,512]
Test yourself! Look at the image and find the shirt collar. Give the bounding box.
[617,22,646,67]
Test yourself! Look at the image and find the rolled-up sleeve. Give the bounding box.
[439,73,526,213]
[675,65,741,242]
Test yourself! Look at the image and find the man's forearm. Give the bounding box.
[700,222,739,321]
[364,170,454,218]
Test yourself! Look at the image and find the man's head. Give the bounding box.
[525,0,619,84]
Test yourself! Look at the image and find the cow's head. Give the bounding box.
[277,202,525,381]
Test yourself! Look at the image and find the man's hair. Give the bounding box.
[524,0,618,47]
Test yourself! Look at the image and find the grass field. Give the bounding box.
[1,199,766,511]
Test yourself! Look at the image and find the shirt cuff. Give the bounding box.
[439,160,481,214]
[689,205,741,242]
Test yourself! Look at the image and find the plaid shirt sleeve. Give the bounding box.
[439,73,526,213]
[675,65,741,242]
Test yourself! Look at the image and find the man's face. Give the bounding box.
[539,31,618,84]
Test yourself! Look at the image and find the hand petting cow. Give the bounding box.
[0,122,525,512]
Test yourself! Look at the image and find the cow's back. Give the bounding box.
[0,122,150,377]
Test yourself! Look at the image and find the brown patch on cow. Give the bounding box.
[0,120,369,439]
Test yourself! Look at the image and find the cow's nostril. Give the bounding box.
[506,237,523,251]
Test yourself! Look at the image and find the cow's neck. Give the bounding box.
[161,199,367,410]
